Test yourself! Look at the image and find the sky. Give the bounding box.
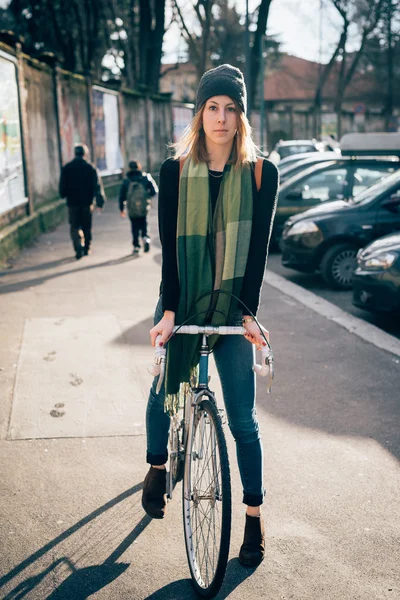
[162,0,347,65]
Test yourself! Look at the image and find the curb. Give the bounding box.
[0,200,66,263]
[265,270,400,359]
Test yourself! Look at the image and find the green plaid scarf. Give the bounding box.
[164,157,253,413]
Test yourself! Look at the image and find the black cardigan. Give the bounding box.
[158,157,279,316]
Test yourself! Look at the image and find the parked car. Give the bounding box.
[269,139,325,164]
[352,232,400,313]
[279,152,343,184]
[280,171,400,290]
[273,157,400,243]
[278,150,340,170]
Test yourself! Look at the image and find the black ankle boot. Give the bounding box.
[238,514,265,567]
[141,466,167,519]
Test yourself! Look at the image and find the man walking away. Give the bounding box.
[59,144,106,260]
[119,160,158,254]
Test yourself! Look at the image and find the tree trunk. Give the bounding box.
[146,0,166,93]
[139,0,150,87]
[312,29,346,136]
[386,0,394,130]
[248,0,273,118]
[334,15,349,140]
[333,0,384,137]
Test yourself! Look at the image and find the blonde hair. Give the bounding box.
[171,101,258,166]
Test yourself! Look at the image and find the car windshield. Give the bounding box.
[279,145,315,158]
[280,157,327,177]
[351,171,400,205]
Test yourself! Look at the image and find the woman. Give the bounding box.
[142,64,279,568]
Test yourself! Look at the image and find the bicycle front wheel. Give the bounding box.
[183,395,232,598]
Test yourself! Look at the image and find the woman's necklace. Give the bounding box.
[208,169,224,179]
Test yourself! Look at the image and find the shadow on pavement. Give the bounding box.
[0,254,137,295]
[258,284,400,462]
[0,483,150,599]
[145,557,256,600]
[0,257,76,277]
[46,563,129,599]
[152,252,162,267]
[113,316,155,346]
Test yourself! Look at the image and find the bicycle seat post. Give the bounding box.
[198,333,209,388]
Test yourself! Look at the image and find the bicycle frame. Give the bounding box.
[169,333,216,501]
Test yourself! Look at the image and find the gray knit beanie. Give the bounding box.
[195,64,247,114]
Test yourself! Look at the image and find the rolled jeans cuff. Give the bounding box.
[243,491,265,507]
[146,451,168,466]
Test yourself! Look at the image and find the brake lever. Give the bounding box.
[147,335,166,393]
[252,345,275,393]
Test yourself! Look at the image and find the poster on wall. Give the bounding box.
[93,87,123,174]
[321,113,337,138]
[59,80,90,166]
[0,55,26,216]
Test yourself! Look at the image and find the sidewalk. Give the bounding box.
[1,197,399,599]
[1,199,160,441]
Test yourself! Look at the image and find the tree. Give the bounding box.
[210,0,247,68]
[3,0,167,93]
[247,0,274,116]
[171,0,276,116]
[6,0,110,75]
[171,0,216,81]
[357,0,400,129]
[313,0,385,137]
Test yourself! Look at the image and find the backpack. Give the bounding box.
[126,176,150,218]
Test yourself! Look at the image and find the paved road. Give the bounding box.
[1,199,399,599]
[267,252,400,340]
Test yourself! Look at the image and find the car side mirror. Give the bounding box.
[285,189,303,201]
[381,193,400,212]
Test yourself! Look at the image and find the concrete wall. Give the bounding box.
[0,40,175,262]
[24,60,61,207]
[57,71,91,166]
[121,93,148,171]
[149,98,173,172]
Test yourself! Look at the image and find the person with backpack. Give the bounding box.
[119,161,158,254]
[142,64,279,567]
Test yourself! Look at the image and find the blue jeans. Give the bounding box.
[146,297,265,507]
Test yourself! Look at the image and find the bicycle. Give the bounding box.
[149,322,274,598]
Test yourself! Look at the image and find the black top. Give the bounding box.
[158,157,279,315]
[59,157,101,207]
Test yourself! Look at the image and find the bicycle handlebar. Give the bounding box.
[148,327,275,394]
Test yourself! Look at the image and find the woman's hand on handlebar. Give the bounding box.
[150,310,175,347]
[243,318,269,350]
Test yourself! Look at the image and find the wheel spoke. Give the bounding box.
[183,399,231,595]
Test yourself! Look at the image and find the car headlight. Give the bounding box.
[285,220,320,236]
[358,252,397,270]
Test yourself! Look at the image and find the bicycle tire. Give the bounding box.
[182,395,231,598]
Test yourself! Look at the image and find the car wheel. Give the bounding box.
[320,243,358,290]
